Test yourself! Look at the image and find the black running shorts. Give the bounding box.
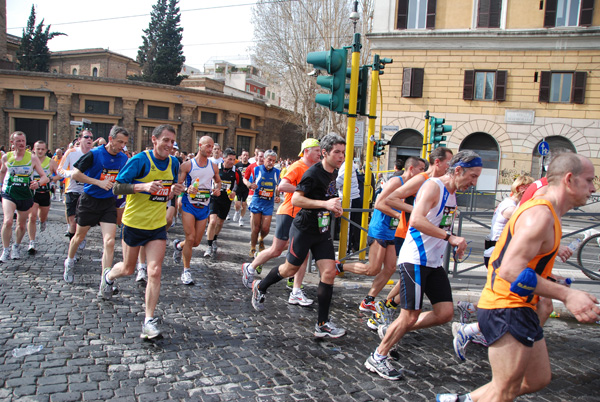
[76,193,117,227]
[274,214,294,241]
[477,307,543,347]
[286,224,335,266]
[397,263,453,310]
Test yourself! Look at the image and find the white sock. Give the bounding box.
[373,349,387,361]
[138,263,147,270]
[144,317,153,324]
[292,288,302,295]
[463,323,481,338]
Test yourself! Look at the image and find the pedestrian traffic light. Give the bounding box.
[430,116,452,148]
[344,65,370,116]
[307,47,348,113]
[373,139,390,158]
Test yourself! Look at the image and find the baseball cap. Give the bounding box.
[173,142,179,150]
[298,138,320,156]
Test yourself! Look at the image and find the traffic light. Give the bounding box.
[307,48,348,113]
[374,56,393,74]
[344,65,369,116]
[373,139,390,158]
[430,116,452,148]
[76,126,83,135]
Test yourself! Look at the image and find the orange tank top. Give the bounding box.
[477,199,561,310]
[394,172,429,239]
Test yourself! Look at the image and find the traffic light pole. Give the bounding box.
[338,33,361,261]
[421,110,429,159]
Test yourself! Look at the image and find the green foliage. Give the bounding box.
[133,0,186,86]
[17,5,65,72]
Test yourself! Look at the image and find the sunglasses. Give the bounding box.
[82,135,93,139]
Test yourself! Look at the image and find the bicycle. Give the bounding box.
[575,233,600,280]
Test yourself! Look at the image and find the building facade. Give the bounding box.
[0,70,302,158]
[368,0,600,192]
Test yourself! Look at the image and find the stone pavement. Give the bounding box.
[0,203,599,402]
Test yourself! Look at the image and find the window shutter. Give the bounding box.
[572,71,587,104]
[463,70,475,100]
[426,0,437,29]
[579,0,594,26]
[489,0,502,28]
[495,70,507,101]
[477,0,491,27]
[396,0,409,29]
[402,68,413,97]
[411,68,424,97]
[544,0,557,27]
[539,71,551,102]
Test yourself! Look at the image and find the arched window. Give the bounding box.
[531,136,576,178]
[72,68,78,75]
[92,67,98,77]
[388,129,423,170]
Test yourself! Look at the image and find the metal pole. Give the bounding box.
[339,33,362,260]
[421,110,429,159]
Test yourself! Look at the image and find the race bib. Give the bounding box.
[221,180,231,191]
[149,181,172,202]
[190,189,211,206]
[12,175,30,187]
[439,205,456,231]
[317,211,331,234]
[258,188,273,200]
[100,168,119,183]
[389,217,400,230]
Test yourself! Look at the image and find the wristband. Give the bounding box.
[510,267,538,297]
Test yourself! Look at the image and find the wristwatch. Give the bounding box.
[444,231,452,241]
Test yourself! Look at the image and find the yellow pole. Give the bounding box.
[421,111,429,159]
[359,65,380,260]
[339,34,361,261]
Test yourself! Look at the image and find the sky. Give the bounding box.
[6,0,256,69]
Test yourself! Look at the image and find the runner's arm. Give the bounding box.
[31,155,49,186]
[384,175,425,212]
[278,178,295,193]
[0,154,7,185]
[373,177,403,219]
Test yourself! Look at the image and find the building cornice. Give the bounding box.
[367,28,600,51]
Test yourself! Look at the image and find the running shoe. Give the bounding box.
[212,240,218,253]
[314,321,346,338]
[28,242,36,256]
[99,267,114,300]
[359,299,377,314]
[452,322,470,361]
[367,314,383,330]
[136,265,147,282]
[471,331,489,347]
[377,324,388,340]
[255,264,262,274]
[233,211,240,222]
[63,258,75,283]
[203,247,214,258]
[39,221,46,232]
[239,218,244,227]
[456,301,475,324]
[242,263,254,289]
[172,239,182,263]
[258,239,265,252]
[364,354,403,380]
[181,269,194,285]
[286,277,294,290]
[375,300,397,325]
[436,394,473,402]
[10,244,20,260]
[0,248,10,263]
[288,290,313,306]
[251,280,266,311]
[140,318,161,340]
[249,248,256,258]
[78,239,86,251]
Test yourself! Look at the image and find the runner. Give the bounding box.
[172,136,221,285]
[0,132,49,261]
[437,152,600,402]
[52,148,64,201]
[233,149,251,226]
[246,149,280,257]
[250,134,352,338]
[365,150,481,380]
[98,124,185,339]
[204,148,239,257]
[243,149,265,255]
[209,143,224,165]
[242,138,321,307]
[26,141,59,255]
[63,126,129,283]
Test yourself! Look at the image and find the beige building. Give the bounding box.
[0,70,302,157]
[369,0,600,194]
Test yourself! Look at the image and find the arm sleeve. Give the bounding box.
[73,151,94,174]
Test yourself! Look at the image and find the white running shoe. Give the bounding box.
[233,211,240,222]
[0,248,10,263]
[136,265,148,282]
[203,247,214,258]
[238,218,244,227]
[456,301,475,324]
[140,318,161,340]
[288,290,314,306]
[172,239,182,263]
[242,263,254,289]
[63,258,75,283]
[11,244,20,260]
[181,269,194,285]
[452,322,470,361]
[78,239,87,251]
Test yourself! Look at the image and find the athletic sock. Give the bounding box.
[364,295,375,303]
[214,235,218,241]
[386,299,398,308]
[144,317,154,325]
[373,349,387,361]
[317,281,334,325]
[104,271,114,285]
[208,240,213,247]
[463,323,481,338]
[258,267,283,292]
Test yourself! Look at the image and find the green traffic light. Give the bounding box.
[307,48,348,113]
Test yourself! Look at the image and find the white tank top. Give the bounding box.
[398,178,457,268]
[186,158,214,206]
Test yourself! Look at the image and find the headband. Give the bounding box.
[452,157,483,169]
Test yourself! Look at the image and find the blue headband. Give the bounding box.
[452,157,483,169]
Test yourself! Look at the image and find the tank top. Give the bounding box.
[478,199,561,310]
[397,177,457,268]
[395,172,429,239]
[186,158,214,207]
[368,175,402,241]
[122,151,174,230]
[33,156,51,193]
[3,151,34,200]
[250,165,280,202]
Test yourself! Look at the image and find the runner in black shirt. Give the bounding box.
[233,150,251,226]
[250,133,369,338]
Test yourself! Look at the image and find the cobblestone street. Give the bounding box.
[1,204,599,401]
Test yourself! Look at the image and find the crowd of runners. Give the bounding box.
[1,127,598,401]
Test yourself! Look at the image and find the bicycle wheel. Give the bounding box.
[576,233,600,280]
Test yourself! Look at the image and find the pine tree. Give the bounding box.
[133,0,185,85]
[17,6,64,72]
